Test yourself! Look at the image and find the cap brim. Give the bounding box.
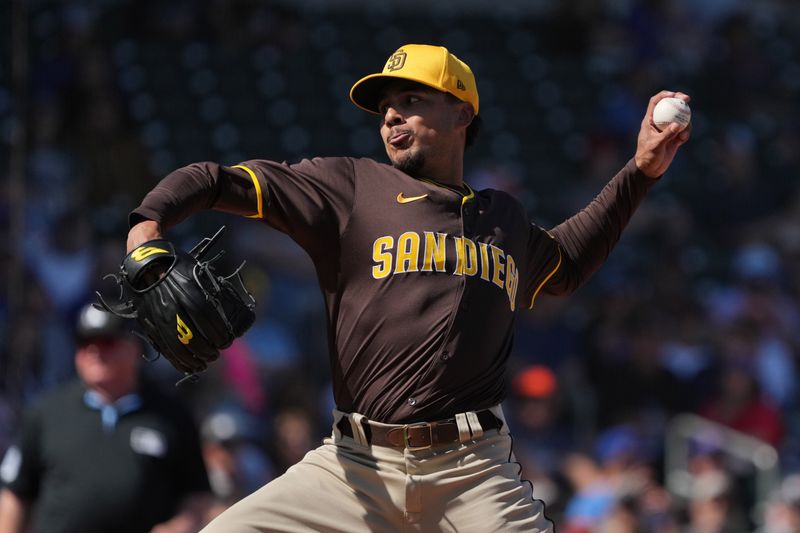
[349,73,451,115]
[76,305,130,341]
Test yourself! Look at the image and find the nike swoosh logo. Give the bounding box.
[397,193,428,204]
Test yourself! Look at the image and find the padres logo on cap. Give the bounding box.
[386,50,407,71]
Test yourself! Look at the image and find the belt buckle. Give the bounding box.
[403,422,434,450]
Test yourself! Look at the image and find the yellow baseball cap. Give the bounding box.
[350,44,479,115]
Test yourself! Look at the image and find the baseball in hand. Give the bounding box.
[652,97,691,132]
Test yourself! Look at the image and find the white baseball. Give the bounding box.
[652,97,691,132]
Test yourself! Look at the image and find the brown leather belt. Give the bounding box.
[336,410,503,449]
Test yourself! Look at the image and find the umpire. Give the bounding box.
[125,44,690,531]
[0,304,213,533]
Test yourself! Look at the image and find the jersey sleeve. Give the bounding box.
[520,224,563,309]
[228,157,356,257]
[130,157,356,259]
[526,158,659,303]
[1,407,43,500]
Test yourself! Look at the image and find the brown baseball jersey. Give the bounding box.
[132,156,656,423]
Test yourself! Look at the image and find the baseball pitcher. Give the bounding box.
[125,44,691,532]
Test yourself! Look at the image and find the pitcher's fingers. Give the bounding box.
[643,90,679,127]
[673,92,691,104]
[677,123,692,144]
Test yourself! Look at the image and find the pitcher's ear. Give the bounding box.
[456,102,475,127]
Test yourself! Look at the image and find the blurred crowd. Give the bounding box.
[2,0,800,530]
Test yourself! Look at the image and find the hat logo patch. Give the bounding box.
[386,51,407,71]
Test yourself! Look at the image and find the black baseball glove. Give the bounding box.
[96,226,256,383]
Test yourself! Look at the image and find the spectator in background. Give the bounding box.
[200,408,273,514]
[0,303,214,533]
[682,450,749,533]
[587,311,694,429]
[19,212,97,393]
[703,243,799,409]
[266,407,318,476]
[700,334,785,447]
[759,474,800,533]
[561,452,617,532]
[508,364,572,509]
[594,425,680,533]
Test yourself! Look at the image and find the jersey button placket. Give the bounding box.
[461,194,477,235]
[454,196,472,357]
[462,204,472,234]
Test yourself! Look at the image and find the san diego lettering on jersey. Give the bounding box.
[371,231,519,311]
